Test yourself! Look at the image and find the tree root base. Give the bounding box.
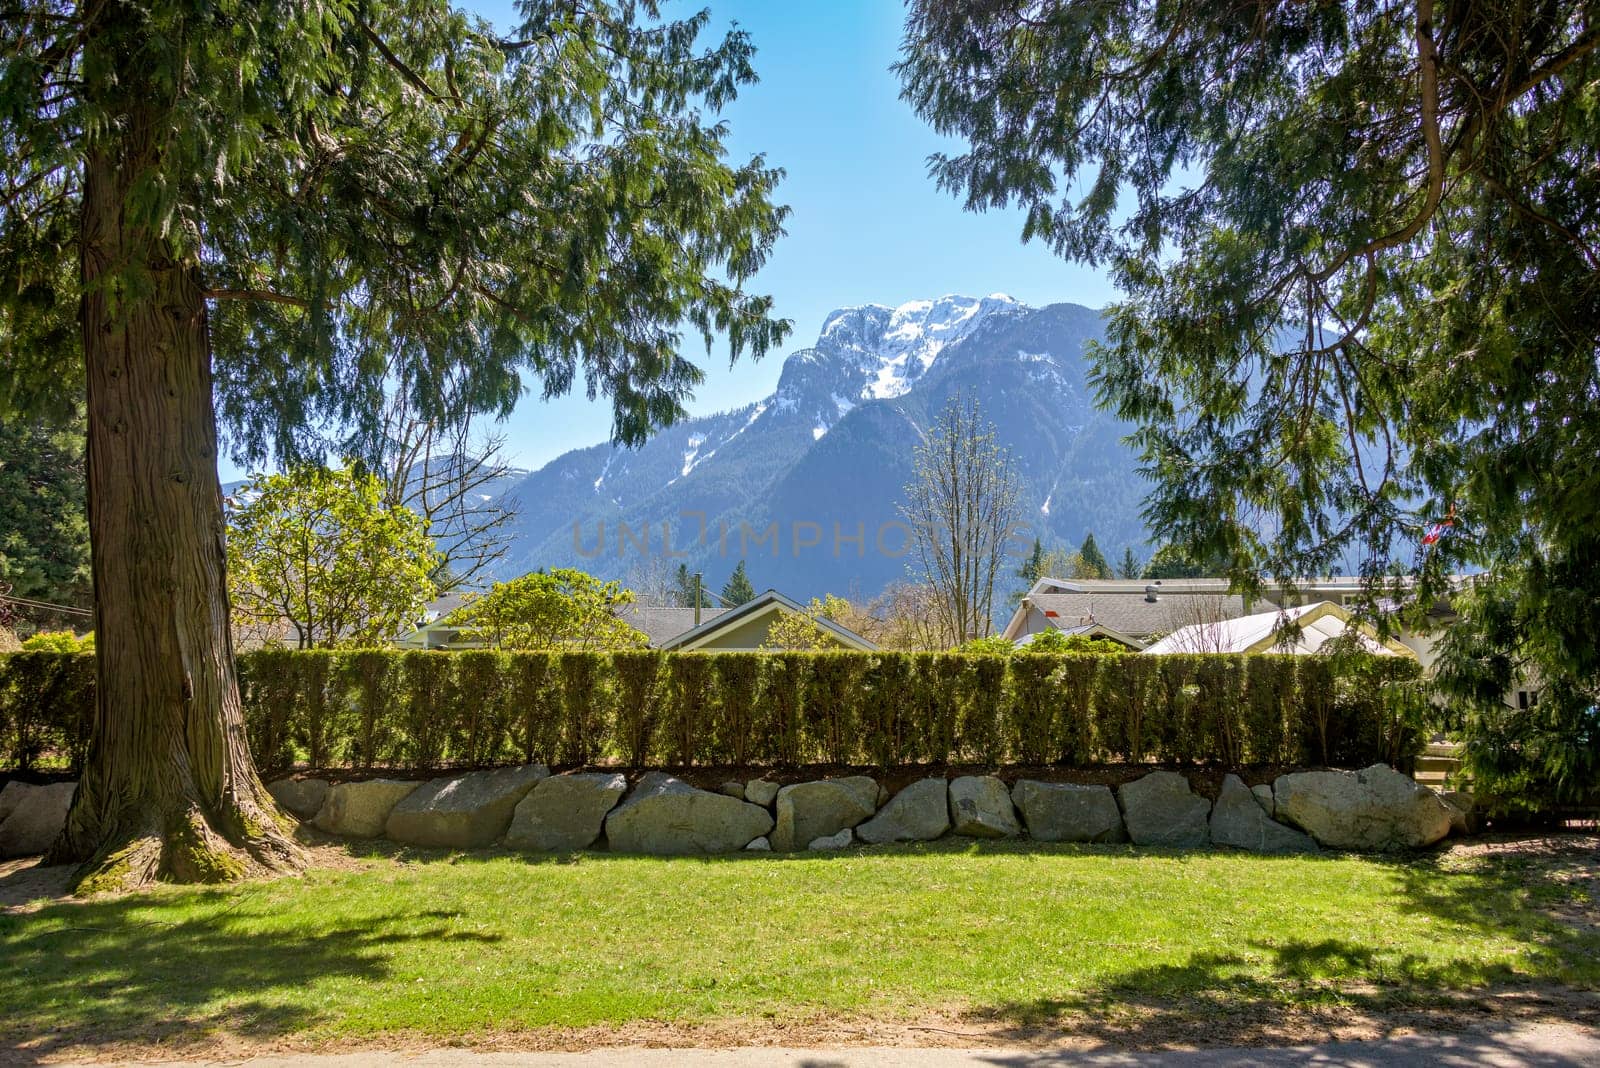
[60,806,305,895]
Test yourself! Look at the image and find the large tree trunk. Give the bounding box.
[45,132,302,891]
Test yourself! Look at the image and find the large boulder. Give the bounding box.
[0,782,76,858]
[1251,784,1276,817]
[605,772,773,855]
[1209,774,1317,854]
[386,765,548,849]
[1274,764,1454,851]
[948,775,1020,838]
[312,779,422,839]
[1011,780,1126,843]
[856,779,950,844]
[0,781,28,824]
[770,776,877,852]
[744,780,781,808]
[267,777,330,821]
[505,772,627,852]
[1116,771,1211,847]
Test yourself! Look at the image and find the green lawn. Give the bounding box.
[1,839,1595,1052]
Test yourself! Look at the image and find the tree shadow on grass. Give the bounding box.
[0,879,503,1065]
[963,843,1600,1051]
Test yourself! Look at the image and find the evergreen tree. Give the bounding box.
[0,416,91,609]
[720,560,756,606]
[2,0,787,888]
[1077,533,1112,580]
[899,2,1600,804]
[673,564,713,609]
[1117,547,1142,580]
[1008,536,1047,606]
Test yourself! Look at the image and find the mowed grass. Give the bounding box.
[1,839,1596,1049]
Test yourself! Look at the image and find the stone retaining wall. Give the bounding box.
[0,764,1471,862]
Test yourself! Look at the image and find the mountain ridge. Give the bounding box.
[494,295,1151,600]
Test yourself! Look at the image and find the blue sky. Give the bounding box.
[224,2,1118,480]
[470,0,1121,471]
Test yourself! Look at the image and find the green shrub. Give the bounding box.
[611,650,665,765]
[398,652,453,769]
[1006,655,1062,765]
[342,650,399,766]
[238,648,301,774]
[755,653,807,765]
[804,653,864,764]
[958,656,1008,763]
[711,654,763,766]
[504,652,559,765]
[556,652,610,765]
[0,648,1425,773]
[452,651,515,767]
[663,654,715,766]
[859,652,917,766]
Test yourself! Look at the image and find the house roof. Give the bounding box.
[1014,621,1147,651]
[1022,590,1250,640]
[659,589,877,652]
[615,604,731,647]
[1141,601,1414,656]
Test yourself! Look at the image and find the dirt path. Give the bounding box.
[29,1020,1600,1067]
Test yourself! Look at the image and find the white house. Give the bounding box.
[1140,601,1415,657]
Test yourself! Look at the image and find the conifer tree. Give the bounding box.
[2,0,787,888]
[899,1,1600,804]
[720,560,756,606]
[1077,533,1112,580]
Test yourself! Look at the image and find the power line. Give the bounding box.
[2,595,93,619]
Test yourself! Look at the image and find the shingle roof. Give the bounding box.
[615,605,731,648]
[657,590,876,652]
[1028,590,1250,639]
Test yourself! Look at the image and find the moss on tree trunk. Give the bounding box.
[45,122,302,892]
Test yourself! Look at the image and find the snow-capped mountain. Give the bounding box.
[497,296,1150,599]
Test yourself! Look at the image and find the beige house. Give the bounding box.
[394,588,875,652]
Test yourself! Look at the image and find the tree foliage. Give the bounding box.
[899,0,1600,807]
[760,595,852,651]
[2,0,791,460]
[720,560,756,606]
[227,466,438,649]
[671,563,714,608]
[1076,532,1112,580]
[1,0,790,884]
[0,415,90,608]
[450,568,648,651]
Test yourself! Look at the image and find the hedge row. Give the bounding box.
[0,650,1426,775]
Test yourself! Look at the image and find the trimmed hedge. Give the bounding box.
[0,649,1425,775]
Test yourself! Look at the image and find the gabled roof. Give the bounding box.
[659,589,877,652]
[1141,601,1415,657]
[615,604,731,647]
[1014,621,1147,651]
[1019,590,1250,640]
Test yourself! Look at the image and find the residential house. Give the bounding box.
[1141,601,1415,657]
[394,588,875,652]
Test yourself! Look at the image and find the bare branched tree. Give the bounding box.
[1158,595,1241,653]
[370,373,522,594]
[902,396,1022,645]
